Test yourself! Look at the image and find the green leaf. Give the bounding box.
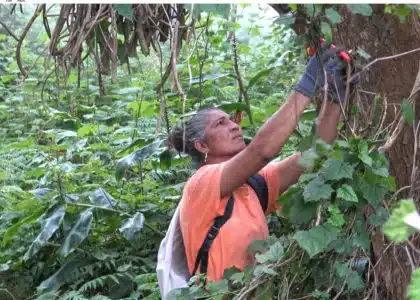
[369,207,390,227]
[88,188,116,208]
[253,265,277,276]
[408,268,420,300]
[247,67,275,91]
[312,289,330,299]
[303,178,333,202]
[335,262,365,291]
[116,139,163,180]
[359,179,387,207]
[282,190,318,225]
[326,8,342,24]
[299,148,319,170]
[321,22,332,41]
[402,99,414,125]
[112,4,133,20]
[347,4,373,16]
[337,184,358,202]
[77,124,99,137]
[24,205,66,261]
[294,225,339,258]
[358,141,373,166]
[383,199,418,243]
[322,158,354,181]
[248,239,269,253]
[356,47,372,60]
[2,206,45,245]
[60,208,94,257]
[119,212,145,241]
[255,242,284,264]
[327,205,345,228]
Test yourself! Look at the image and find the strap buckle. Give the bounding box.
[208,225,220,239]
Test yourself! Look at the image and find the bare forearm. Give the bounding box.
[316,101,341,144]
[250,91,310,160]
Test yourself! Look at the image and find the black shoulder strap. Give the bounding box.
[192,195,234,275]
[247,174,269,213]
[191,174,268,276]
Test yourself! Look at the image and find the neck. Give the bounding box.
[204,154,235,165]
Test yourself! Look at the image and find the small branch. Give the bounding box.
[0,20,19,41]
[350,47,420,82]
[16,4,45,78]
[232,32,253,125]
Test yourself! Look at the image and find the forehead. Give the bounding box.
[205,109,229,124]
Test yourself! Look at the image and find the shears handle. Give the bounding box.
[306,38,351,62]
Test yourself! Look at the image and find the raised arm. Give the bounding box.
[219,45,345,198]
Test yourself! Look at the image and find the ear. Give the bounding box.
[193,140,209,155]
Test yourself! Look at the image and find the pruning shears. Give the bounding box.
[306,38,351,62]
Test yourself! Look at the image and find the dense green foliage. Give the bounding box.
[1,3,420,300]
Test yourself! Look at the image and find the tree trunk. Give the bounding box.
[333,5,420,299]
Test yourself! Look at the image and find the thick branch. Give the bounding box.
[16,4,45,78]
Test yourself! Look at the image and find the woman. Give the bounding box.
[167,45,352,283]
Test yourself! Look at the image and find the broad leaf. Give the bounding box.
[402,99,414,125]
[337,184,358,202]
[24,205,66,261]
[408,268,420,300]
[326,8,342,24]
[303,178,333,202]
[112,4,133,20]
[282,191,317,225]
[322,158,354,181]
[359,180,387,207]
[89,188,116,208]
[2,206,45,245]
[347,4,373,16]
[294,225,339,258]
[369,207,390,227]
[60,208,94,257]
[335,262,365,291]
[77,124,99,137]
[39,253,93,291]
[116,139,163,180]
[253,265,277,276]
[358,141,373,166]
[383,199,418,243]
[119,212,145,241]
[255,242,284,264]
[247,67,275,90]
[327,205,345,228]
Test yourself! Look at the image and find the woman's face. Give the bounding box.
[202,109,246,157]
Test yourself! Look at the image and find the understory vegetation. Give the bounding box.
[0,3,420,300]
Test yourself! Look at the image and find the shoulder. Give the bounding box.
[184,162,226,191]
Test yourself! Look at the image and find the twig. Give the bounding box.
[16,4,45,78]
[404,245,416,272]
[350,47,420,82]
[0,288,16,300]
[232,31,253,125]
[410,119,420,196]
[0,20,19,41]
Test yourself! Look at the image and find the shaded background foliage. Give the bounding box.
[0,3,420,300]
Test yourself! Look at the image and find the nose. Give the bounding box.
[229,119,240,132]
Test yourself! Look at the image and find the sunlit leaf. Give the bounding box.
[408,268,420,299]
[326,8,342,24]
[383,199,418,243]
[294,225,339,258]
[119,212,145,241]
[303,178,333,202]
[337,184,358,202]
[116,139,163,180]
[24,205,66,261]
[89,188,116,208]
[347,4,373,16]
[60,208,94,257]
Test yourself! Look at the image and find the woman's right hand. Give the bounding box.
[295,44,345,98]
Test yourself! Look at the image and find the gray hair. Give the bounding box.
[167,107,219,165]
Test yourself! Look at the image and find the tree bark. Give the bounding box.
[333,5,420,299]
